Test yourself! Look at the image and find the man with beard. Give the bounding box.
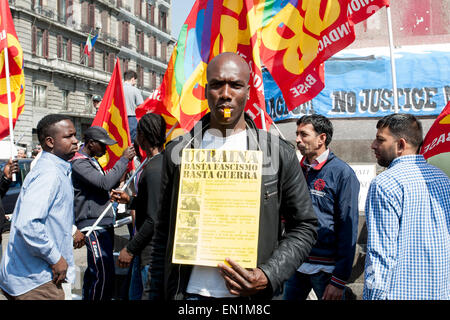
[71,126,135,300]
[284,114,359,300]
[364,113,450,300]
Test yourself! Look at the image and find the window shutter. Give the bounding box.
[151,5,154,25]
[57,35,62,58]
[161,42,166,62]
[89,4,95,29]
[32,26,37,55]
[43,29,49,58]
[134,0,140,16]
[108,53,115,72]
[89,48,95,68]
[67,39,72,61]
[81,2,88,26]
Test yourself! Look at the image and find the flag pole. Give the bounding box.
[4,42,17,180]
[166,121,178,138]
[386,5,399,114]
[85,156,149,237]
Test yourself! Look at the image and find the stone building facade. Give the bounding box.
[9,0,175,150]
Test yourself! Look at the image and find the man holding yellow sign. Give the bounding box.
[147,53,317,300]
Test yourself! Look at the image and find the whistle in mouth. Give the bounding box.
[224,108,231,118]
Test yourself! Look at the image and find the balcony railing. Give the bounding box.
[32,5,55,20]
[100,32,118,46]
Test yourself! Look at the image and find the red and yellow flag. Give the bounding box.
[420,101,450,177]
[0,1,25,141]
[92,58,132,172]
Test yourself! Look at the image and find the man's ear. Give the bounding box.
[44,136,54,150]
[318,133,327,147]
[397,138,407,155]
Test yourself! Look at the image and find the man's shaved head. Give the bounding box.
[207,52,251,84]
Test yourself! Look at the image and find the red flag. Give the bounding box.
[349,0,390,25]
[135,87,184,142]
[92,58,132,172]
[0,1,25,140]
[420,101,450,177]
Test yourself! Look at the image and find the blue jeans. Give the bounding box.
[128,116,137,143]
[128,256,150,300]
[283,271,342,300]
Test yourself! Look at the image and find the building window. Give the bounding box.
[120,21,129,47]
[57,36,72,61]
[80,43,88,66]
[62,90,70,110]
[149,35,156,57]
[146,3,154,25]
[32,84,47,108]
[81,2,96,32]
[134,0,142,17]
[100,50,106,71]
[32,27,48,58]
[160,11,167,32]
[136,31,144,53]
[121,58,129,72]
[101,10,110,35]
[57,0,73,24]
[85,94,93,113]
[107,52,115,73]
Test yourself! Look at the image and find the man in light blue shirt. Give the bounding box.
[0,114,79,300]
[364,113,450,300]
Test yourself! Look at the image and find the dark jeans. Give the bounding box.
[283,271,341,300]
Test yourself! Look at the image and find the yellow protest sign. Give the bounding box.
[172,149,263,268]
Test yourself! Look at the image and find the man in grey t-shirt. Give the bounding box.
[123,70,144,142]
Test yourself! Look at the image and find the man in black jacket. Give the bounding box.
[0,158,19,260]
[71,126,135,300]
[147,52,317,300]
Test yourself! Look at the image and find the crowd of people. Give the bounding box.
[0,53,448,301]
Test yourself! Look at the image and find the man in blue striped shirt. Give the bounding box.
[0,114,79,300]
[363,113,450,300]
